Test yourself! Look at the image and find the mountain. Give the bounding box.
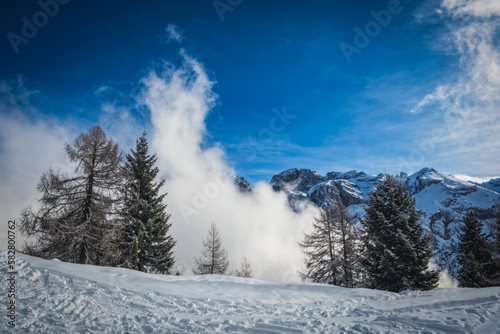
[268,167,500,277]
[234,176,252,193]
[269,168,381,215]
[481,178,500,194]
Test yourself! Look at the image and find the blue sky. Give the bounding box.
[1,0,499,184]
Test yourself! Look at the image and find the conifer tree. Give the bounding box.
[20,125,123,266]
[193,222,229,275]
[489,202,500,285]
[235,257,253,278]
[361,175,439,292]
[457,211,493,287]
[119,132,175,274]
[299,199,363,287]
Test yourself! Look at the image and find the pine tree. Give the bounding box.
[19,125,123,266]
[457,212,493,287]
[361,175,439,292]
[489,202,500,285]
[193,222,229,275]
[119,132,176,274]
[299,199,364,287]
[235,257,253,278]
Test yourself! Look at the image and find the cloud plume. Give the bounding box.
[141,50,317,281]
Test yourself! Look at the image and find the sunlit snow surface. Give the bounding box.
[2,252,500,333]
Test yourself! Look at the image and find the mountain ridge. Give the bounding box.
[262,167,500,278]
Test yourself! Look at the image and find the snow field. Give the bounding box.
[1,252,500,333]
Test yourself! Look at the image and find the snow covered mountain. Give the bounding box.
[270,168,380,214]
[268,167,500,277]
[3,252,500,333]
[481,178,500,194]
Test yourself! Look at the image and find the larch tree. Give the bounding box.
[235,257,253,278]
[20,125,123,266]
[457,211,493,287]
[299,199,363,288]
[361,175,439,292]
[119,132,176,274]
[193,222,229,275]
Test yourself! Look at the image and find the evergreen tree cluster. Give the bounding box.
[301,175,440,292]
[20,126,176,274]
[301,175,500,291]
[457,209,500,287]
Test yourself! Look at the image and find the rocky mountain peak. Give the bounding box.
[270,168,323,193]
[234,176,252,193]
[324,170,367,181]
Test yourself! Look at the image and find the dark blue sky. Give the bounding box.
[1,0,498,183]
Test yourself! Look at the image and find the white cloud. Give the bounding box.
[412,1,500,114]
[0,79,75,250]
[99,103,142,150]
[409,0,500,177]
[453,174,498,183]
[166,24,184,43]
[95,84,143,150]
[141,50,318,281]
[442,0,500,17]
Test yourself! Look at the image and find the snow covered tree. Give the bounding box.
[299,199,364,287]
[457,212,493,287]
[361,175,439,292]
[235,257,253,278]
[489,202,500,285]
[20,125,123,266]
[119,132,175,274]
[193,222,229,275]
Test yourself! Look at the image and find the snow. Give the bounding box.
[3,252,500,333]
[334,179,364,201]
[480,178,500,196]
[280,168,299,178]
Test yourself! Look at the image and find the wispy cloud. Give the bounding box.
[454,174,499,183]
[441,0,500,17]
[165,24,184,43]
[409,0,500,176]
[412,1,500,112]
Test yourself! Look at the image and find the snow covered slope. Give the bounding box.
[406,168,499,276]
[2,252,500,333]
[269,167,500,277]
[481,178,500,194]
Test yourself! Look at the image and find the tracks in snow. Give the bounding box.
[1,253,500,333]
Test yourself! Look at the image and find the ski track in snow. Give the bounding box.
[1,253,500,333]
